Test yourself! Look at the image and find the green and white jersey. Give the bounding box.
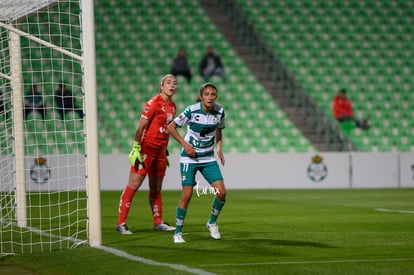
[174,102,225,164]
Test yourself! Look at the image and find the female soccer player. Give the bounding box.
[116,74,177,234]
[167,82,227,243]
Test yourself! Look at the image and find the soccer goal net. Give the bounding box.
[0,0,101,255]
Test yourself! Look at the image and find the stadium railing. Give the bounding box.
[217,0,357,151]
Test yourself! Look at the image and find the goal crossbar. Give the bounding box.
[0,21,82,62]
[0,0,59,21]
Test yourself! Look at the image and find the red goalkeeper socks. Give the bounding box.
[149,191,163,225]
[117,186,136,225]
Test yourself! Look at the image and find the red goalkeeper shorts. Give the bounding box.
[130,146,167,177]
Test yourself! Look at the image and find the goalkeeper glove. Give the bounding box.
[166,149,170,168]
[128,141,143,167]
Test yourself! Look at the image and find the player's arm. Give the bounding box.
[215,128,225,166]
[133,117,149,142]
[167,121,196,157]
[128,117,149,166]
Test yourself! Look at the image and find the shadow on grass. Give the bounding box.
[103,227,172,246]
[106,235,336,255]
[232,238,337,249]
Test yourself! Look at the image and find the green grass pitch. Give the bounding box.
[1,188,414,274]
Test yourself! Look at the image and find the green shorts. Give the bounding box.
[180,161,223,186]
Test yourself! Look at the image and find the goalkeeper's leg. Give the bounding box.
[149,184,162,226]
[149,176,175,231]
[116,172,145,234]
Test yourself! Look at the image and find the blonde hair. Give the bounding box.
[159,74,175,93]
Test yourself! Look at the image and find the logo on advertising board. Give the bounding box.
[307,155,328,182]
[30,157,51,184]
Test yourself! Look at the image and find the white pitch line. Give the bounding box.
[96,245,216,275]
[375,208,414,214]
[0,219,87,248]
[197,257,414,267]
[0,219,215,274]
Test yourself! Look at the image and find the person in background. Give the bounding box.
[54,83,83,119]
[171,48,192,84]
[24,84,47,120]
[332,88,370,130]
[116,74,177,234]
[167,82,227,243]
[199,45,226,83]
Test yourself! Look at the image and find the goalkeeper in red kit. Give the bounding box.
[116,74,177,234]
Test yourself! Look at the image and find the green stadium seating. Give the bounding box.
[237,0,414,152]
[92,0,316,154]
[14,0,412,154]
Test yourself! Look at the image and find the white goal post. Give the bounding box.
[0,0,101,255]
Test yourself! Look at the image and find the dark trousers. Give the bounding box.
[338,115,370,130]
[57,107,83,119]
[24,106,47,120]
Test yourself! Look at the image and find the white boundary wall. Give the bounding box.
[99,152,414,190]
[4,152,413,191]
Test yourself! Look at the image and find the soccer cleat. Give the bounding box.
[154,221,176,231]
[206,222,221,240]
[173,233,186,243]
[116,223,132,235]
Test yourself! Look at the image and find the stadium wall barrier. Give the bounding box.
[7,152,413,192]
[98,152,414,190]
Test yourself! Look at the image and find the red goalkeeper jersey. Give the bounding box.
[140,94,176,149]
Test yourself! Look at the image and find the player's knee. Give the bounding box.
[214,183,226,200]
[216,190,226,201]
[128,173,144,189]
[180,189,193,203]
[179,195,192,208]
